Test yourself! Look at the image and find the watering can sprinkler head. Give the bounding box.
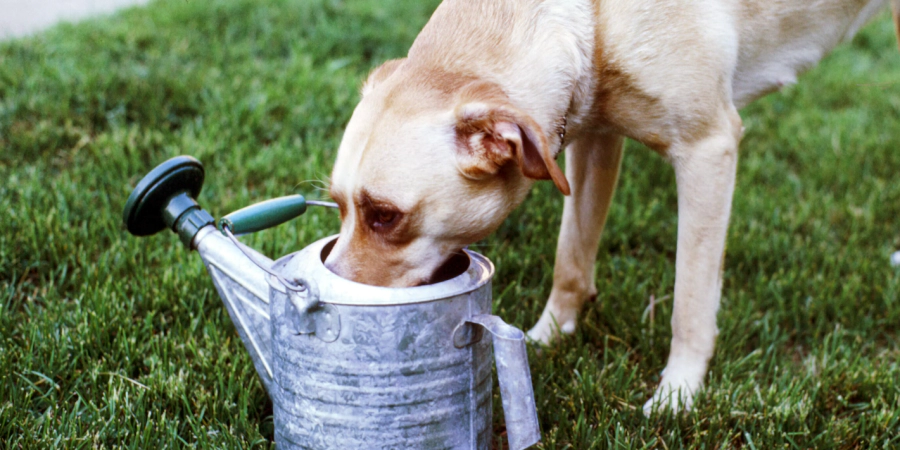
[123,155,214,248]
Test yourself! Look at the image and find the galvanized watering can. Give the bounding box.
[123,156,541,449]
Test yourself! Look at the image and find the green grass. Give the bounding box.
[2,0,899,447]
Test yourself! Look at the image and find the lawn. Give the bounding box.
[2,0,900,448]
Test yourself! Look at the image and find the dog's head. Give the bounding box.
[325,59,570,287]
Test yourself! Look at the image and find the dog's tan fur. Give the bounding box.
[326,0,897,413]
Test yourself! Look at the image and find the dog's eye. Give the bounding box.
[369,209,401,230]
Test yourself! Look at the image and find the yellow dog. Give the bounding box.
[325,0,900,414]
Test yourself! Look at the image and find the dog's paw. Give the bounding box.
[642,366,703,417]
[526,307,577,345]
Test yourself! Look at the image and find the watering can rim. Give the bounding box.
[269,234,495,306]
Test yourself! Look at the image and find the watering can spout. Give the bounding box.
[193,227,277,394]
[122,156,277,395]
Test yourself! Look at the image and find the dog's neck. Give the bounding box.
[409,0,596,154]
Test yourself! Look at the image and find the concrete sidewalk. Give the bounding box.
[0,0,149,39]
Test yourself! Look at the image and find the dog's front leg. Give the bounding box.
[644,107,743,415]
[528,133,625,344]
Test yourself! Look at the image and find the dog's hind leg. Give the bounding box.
[893,0,900,51]
[643,106,743,416]
[527,133,625,345]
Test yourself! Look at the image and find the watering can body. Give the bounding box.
[270,237,495,449]
[125,156,541,449]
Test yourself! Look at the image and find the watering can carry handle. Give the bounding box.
[218,195,337,235]
[467,314,541,450]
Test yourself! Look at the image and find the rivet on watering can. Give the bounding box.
[312,304,341,343]
[452,320,485,348]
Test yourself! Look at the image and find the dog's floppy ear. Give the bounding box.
[361,58,406,97]
[453,83,570,195]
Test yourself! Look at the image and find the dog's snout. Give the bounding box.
[322,241,355,281]
[323,259,340,276]
[320,229,467,287]
[323,256,353,281]
[323,250,439,288]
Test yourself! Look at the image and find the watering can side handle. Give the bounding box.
[467,314,542,450]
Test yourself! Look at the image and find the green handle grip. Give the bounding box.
[218,194,307,234]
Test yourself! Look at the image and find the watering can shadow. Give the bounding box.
[124,156,542,449]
